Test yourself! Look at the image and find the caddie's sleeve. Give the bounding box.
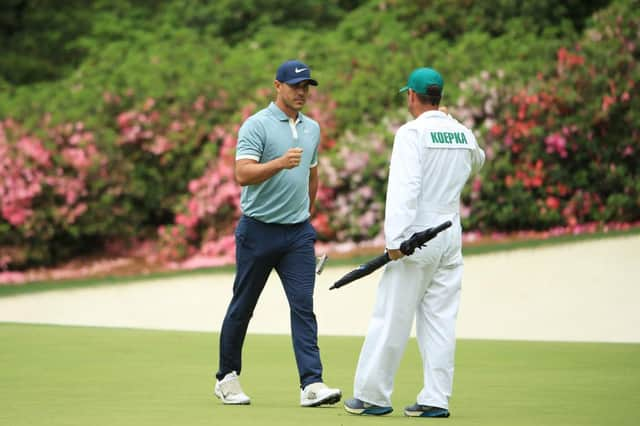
[469,131,486,175]
[236,119,265,162]
[384,126,422,249]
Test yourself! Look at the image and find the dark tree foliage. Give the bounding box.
[393,0,612,40]
[0,0,92,84]
[0,0,368,85]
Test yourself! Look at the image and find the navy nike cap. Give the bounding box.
[275,60,318,86]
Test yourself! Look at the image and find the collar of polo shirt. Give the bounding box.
[268,102,303,141]
[268,102,304,122]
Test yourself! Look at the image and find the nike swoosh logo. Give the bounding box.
[295,67,308,73]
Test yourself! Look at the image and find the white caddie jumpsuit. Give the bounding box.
[353,110,485,409]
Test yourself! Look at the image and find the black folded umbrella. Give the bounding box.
[329,220,452,290]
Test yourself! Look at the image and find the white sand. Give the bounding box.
[1,235,639,343]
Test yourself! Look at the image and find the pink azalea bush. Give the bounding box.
[313,129,390,243]
[1,3,639,283]
[158,124,242,267]
[453,4,639,232]
[0,118,108,267]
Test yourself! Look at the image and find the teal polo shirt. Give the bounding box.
[235,102,320,224]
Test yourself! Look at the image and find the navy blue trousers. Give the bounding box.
[216,215,323,388]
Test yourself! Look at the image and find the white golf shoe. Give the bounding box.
[214,371,251,405]
[300,382,342,407]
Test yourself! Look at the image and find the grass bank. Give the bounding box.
[1,323,639,426]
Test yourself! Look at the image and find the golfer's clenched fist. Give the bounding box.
[280,147,303,169]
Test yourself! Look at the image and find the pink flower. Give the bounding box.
[117,111,136,129]
[149,136,172,155]
[2,204,31,226]
[601,95,615,112]
[460,204,471,219]
[358,186,374,200]
[175,213,198,229]
[62,148,92,170]
[312,213,332,237]
[358,210,376,228]
[544,133,568,158]
[18,137,51,166]
[120,125,142,144]
[472,177,482,193]
[485,145,495,161]
[188,199,200,216]
[143,98,156,111]
[0,271,27,284]
[344,152,369,174]
[169,121,183,132]
[545,196,560,210]
[193,96,206,112]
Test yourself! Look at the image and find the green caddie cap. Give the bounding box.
[399,67,444,94]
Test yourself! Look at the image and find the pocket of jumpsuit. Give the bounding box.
[441,226,463,269]
[403,224,444,267]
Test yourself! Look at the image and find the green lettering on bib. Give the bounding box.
[430,132,468,145]
[454,132,468,144]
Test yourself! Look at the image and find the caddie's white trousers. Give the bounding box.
[353,227,463,409]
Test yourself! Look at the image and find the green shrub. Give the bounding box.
[1,0,637,269]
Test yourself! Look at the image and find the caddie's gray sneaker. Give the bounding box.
[404,403,450,417]
[344,397,393,416]
[300,382,342,407]
[214,371,250,405]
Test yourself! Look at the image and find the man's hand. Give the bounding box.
[280,148,303,169]
[387,248,404,260]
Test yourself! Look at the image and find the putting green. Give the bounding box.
[1,323,638,425]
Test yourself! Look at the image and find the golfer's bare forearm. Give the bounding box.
[235,159,285,186]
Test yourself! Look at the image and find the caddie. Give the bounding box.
[344,67,485,417]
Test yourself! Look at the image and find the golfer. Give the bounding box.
[214,59,341,408]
